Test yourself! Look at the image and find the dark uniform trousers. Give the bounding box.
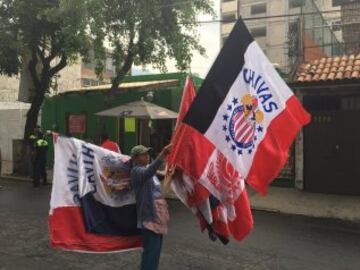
[33,139,48,187]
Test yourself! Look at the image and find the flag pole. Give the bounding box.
[162,74,193,196]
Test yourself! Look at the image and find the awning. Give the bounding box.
[95,99,178,119]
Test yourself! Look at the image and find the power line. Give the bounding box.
[304,21,360,30]
[155,0,207,8]
[219,12,360,27]
[189,8,360,25]
[257,40,359,51]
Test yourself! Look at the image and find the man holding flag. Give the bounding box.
[49,16,310,269]
[130,144,172,270]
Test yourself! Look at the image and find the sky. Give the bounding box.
[132,0,221,79]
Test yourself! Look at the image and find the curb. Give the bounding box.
[251,205,281,214]
[250,204,360,223]
[0,175,32,182]
[1,174,53,183]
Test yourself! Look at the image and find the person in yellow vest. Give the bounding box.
[33,132,49,187]
[29,125,42,182]
[29,125,41,147]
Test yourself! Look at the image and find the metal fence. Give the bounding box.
[238,0,359,75]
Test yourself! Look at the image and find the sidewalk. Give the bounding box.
[2,174,360,223]
[249,186,360,223]
[0,169,53,183]
[1,174,33,182]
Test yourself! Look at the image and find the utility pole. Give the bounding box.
[237,0,240,19]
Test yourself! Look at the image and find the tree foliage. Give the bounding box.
[90,0,214,91]
[0,0,93,140]
[0,0,213,140]
[0,0,92,77]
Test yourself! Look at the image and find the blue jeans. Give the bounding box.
[141,229,163,270]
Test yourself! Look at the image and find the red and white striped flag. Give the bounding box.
[168,18,311,243]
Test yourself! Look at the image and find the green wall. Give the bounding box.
[41,73,202,165]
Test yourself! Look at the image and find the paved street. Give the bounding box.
[0,179,360,270]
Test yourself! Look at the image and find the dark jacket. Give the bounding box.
[130,159,163,228]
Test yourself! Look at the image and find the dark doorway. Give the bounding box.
[304,106,360,195]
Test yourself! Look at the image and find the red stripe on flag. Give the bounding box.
[167,76,215,205]
[168,77,215,179]
[49,207,142,252]
[235,123,249,141]
[168,76,254,242]
[243,123,256,143]
[234,113,245,130]
[246,95,311,195]
[239,124,253,143]
[170,123,216,182]
[228,188,254,241]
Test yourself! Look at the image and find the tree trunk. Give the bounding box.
[23,90,45,143]
[109,52,135,94]
[109,72,127,94]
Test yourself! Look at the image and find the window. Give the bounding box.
[222,13,236,23]
[250,27,267,38]
[81,78,102,87]
[332,21,342,32]
[81,78,92,86]
[105,57,115,73]
[289,0,304,9]
[83,49,95,69]
[251,3,266,15]
[332,0,354,6]
[83,61,95,70]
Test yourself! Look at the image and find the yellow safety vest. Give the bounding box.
[36,139,48,147]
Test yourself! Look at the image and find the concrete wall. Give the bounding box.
[57,62,82,93]
[0,76,20,102]
[222,0,237,14]
[220,0,292,70]
[0,103,30,175]
[0,59,105,98]
[0,62,83,100]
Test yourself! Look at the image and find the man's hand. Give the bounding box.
[158,144,173,160]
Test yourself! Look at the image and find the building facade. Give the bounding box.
[220,0,343,73]
[333,0,360,54]
[0,54,116,103]
[292,53,360,195]
[0,53,116,176]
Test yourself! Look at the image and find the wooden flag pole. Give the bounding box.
[163,165,177,196]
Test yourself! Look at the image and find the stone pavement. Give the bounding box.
[1,178,360,270]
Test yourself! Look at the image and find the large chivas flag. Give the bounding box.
[49,135,142,252]
[168,18,311,242]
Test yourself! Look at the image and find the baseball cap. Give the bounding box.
[130,145,152,157]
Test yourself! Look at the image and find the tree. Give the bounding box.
[0,0,92,141]
[91,0,214,93]
[0,0,213,141]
